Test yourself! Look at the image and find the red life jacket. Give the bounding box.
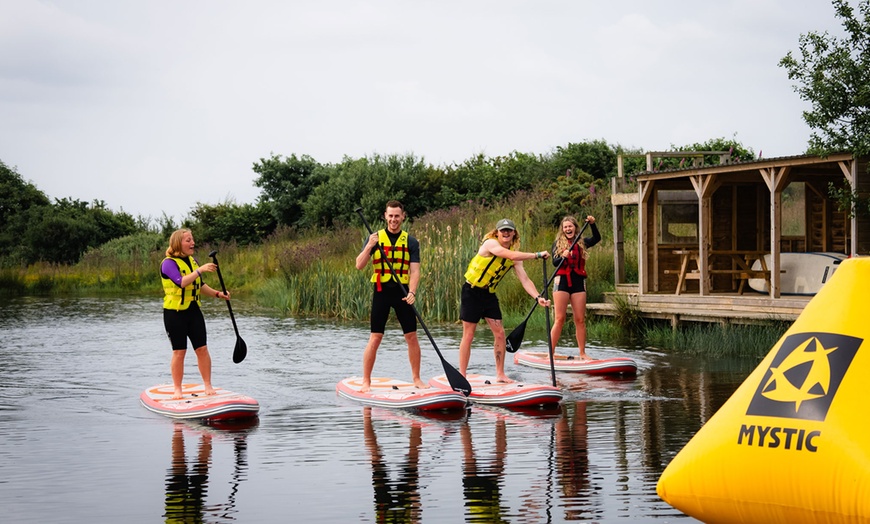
[555,242,586,287]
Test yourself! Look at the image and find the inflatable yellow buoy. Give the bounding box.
[657,257,870,524]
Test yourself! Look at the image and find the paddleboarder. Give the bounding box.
[549,215,600,361]
[161,228,231,399]
[459,218,550,383]
[355,200,425,393]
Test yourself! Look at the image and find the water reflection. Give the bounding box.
[555,401,591,521]
[164,419,257,523]
[363,407,424,523]
[461,411,510,523]
[2,296,756,522]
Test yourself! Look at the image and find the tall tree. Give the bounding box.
[779,0,870,156]
[0,160,50,261]
[252,154,327,227]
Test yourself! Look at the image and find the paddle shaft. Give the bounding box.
[355,208,471,396]
[506,220,591,351]
[210,253,241,337]
[542,260,557,387]
[209,251,247,363]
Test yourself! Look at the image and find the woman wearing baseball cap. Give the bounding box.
[459,218,550,383]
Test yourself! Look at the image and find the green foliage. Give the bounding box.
[549,140,619,180]
[0,160,51,261]
[779,0,870,157]
[252,153,327,227]
[80,231,165,265]
[302,153,434,228]
[0,160,50,226]
[643,321,789,359]
[672,137,756,163]
[610,292,645,332]
[438,152,547,207]
[533,170,598,227]
[187,200,276,246]
[15,198,138,265]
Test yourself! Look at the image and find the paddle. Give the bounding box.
[355,207,472,396]
[209,250,248,364]
[542,260,557,387]
[505,219,590,353]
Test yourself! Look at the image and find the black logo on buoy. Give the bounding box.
[745,332,862,422]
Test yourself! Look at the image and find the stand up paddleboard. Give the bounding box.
[336,377,468,411]
[140,383,259,421]
[748,252,847,295]
[515,351,637,375]
[429,373,562,407]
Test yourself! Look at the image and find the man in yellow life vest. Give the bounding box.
[355,200,425,393]
[460,218,550,383]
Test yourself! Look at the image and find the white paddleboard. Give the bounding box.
[748,252,847,295]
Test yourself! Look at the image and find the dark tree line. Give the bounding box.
[0,161,139,265]
[1,137,758,265]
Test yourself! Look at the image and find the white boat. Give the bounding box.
[748,252,847,295]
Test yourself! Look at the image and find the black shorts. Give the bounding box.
[164,304,207,350]
[370,284,417,334]
[553,274,586,294]
[459,282,502,323]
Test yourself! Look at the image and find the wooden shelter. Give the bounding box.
[591,151,870,326]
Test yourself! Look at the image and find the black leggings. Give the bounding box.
[164,304,207,350]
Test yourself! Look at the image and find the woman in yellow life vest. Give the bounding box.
[160,229,231,400]
[459,218,550,383]
[355,201,423,393]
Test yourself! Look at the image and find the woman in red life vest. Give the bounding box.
[549,216,600,360]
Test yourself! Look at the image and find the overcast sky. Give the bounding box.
[1,0,853,222]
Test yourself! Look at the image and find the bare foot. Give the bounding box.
[172,391,183,400]
[204,385,216,395]
[496,375,515,384]
[579,354,594,362]
[360,381,371,393]
[413,378,429,389]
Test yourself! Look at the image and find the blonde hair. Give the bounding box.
[165,228,192,258]
[484,227,520,250]
[553,216,587,259]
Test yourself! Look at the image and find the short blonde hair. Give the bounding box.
[165,228,192,258]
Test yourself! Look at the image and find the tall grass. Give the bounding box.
[2,186,786,359]
[642,320,790,359]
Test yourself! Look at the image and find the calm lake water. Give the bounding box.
[0,296,763,523]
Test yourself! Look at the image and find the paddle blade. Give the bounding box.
[505,322,526,353]
[233,338,247,364]
[443,364,472,397]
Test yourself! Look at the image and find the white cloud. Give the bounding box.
[0,0,856,220]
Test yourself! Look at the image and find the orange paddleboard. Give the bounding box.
[140,383,259,421]
[429,373,562,407]
[515,351,637,375]
[336,377,468,411]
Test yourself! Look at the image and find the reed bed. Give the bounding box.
[2,192,786,358]
[642,321,790,359]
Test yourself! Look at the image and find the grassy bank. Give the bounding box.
[0,194,787,358]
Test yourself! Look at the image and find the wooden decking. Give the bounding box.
[587,284,810,327]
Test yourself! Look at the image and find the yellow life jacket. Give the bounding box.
[370,229,411,291]
[464,251,514,293]
[162,256,201,311]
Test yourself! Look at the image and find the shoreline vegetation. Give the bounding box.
[0,191,788,359]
